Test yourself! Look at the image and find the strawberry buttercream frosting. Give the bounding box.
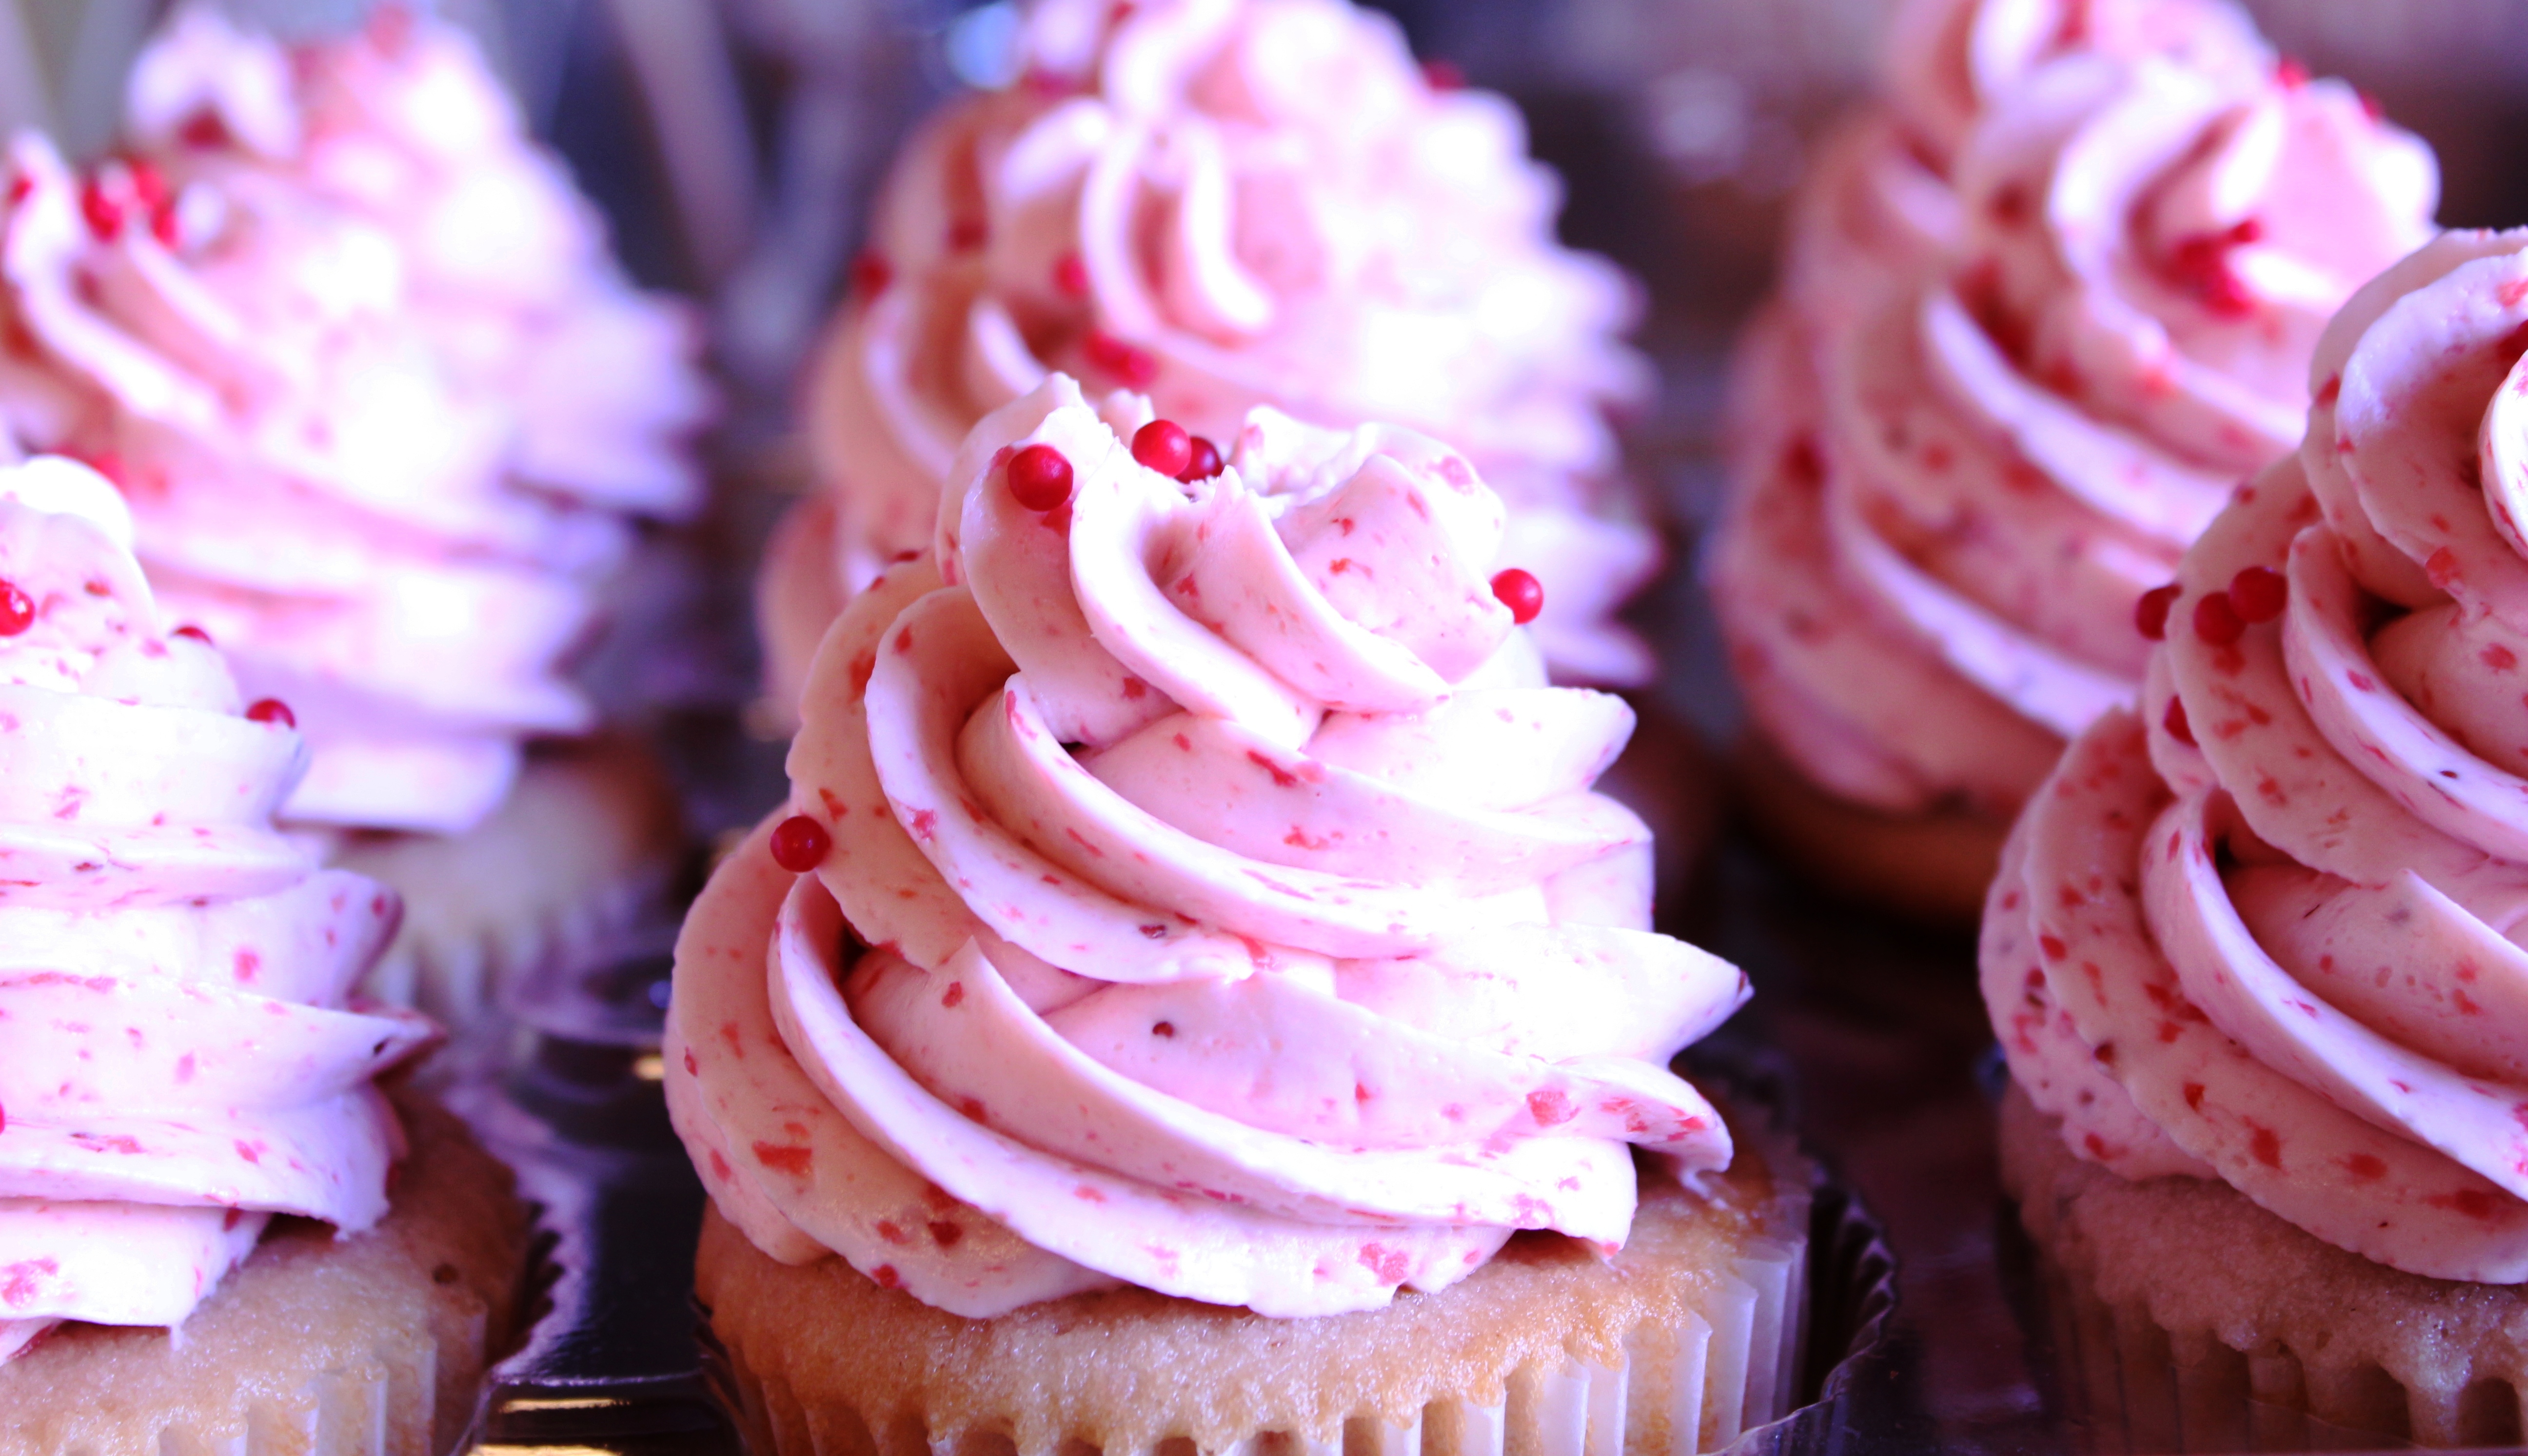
[0,456,431,1362]
[761,0,1655,708]
[672,377,1746,1317]
[1712,26,2434,822]
[124,2,713,517]
[1984,230,2528,1280]
[0,128,646,835]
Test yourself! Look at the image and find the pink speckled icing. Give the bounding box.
[0,456,430,1360]
[1711,15,2434,822]
[762,0,1656,708]
[125,2,713,517]
[1984,230,2528,1280]
[672,377,1746,1317]
[0,124,639,836]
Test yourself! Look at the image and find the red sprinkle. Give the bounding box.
[2164,697,2195,746]
[245,698,295,728]
[2134,583,2180,640]
[770,814,832,873]
[123,159,167,214]
[1421,59,1466,91]
[0,581,30,637]
[78,180,123,240]
[1083,329,1158,388]
[1180,435,1223,483]
[1490,568,1543,625]
[172,624,212,645]
[1007,444,1075,512]
[1132,419,1192,477]
[1052,251,1091,298]
[2192,590,2244,646]
[849,250,892,298]
[2229,565,2287,623]
[2275,57,2310,88]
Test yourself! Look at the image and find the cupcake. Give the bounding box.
[760,0,1657,711]
[1708,0,2435,921]
[673,380,1812,1455]
[0,455,528,1454]
[1984,228,2528,1447]
[0,7,707,1036]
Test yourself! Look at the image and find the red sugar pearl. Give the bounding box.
[1180,435,1222,483]
[2192,590,2244,646]
[2163,696,2195,746]
[770,814,832,873]
[1007,444,1075,512]
[1490,568,1544,626]
[2230,565,2287,623]
[0,580,30,636]
[2134,583,2180,641]
[172,624,212,645]
[1132,419,1192,477]
[245,698,295,728]
[79,179,123,240]
[849,250,892,298]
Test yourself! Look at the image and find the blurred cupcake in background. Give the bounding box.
[760,0,1660,711]
[0,1,714,1041]
[1706,0,2435,921]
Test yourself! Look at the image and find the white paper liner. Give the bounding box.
[717,1167,1813,1456]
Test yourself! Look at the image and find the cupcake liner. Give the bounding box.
[2000,1084,2528,1449]
[703,1115,1820,1456]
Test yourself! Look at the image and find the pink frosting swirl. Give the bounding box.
[1712,33,2434,819]
[0,128,643,834]
[673,376,1745,1317]
[764,0,1655,707]
[124,3,713,517]
[1985,230,2528,1280]
[0,457,431,1361]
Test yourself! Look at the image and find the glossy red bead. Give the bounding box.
[2192,590,2244,646]
[1007,445,1075,512]
[770,814,832,873]
[1180,435,1223,483]
[172,624,212,645]
[1132,419,1192,477]
[2134,583,2179,641]
[1490,568,1543,626]
[849,250,892,298]
[0,581,30,636]
[1052,252,1091,298]
[2229,565,2287,623]
[245,698,295,728]
[2163,696,2195,746]
[78,180,122,240]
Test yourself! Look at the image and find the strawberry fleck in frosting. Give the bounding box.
[1711,22,2435,823]
[0,456,431,1361]
[672,377,1747,1317]
[125,2,714,517]
[762,0,1656,708]
[0,126,646,835]
[1984,230,2528,1279]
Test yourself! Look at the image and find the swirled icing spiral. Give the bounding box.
[1987,230,2528,1280]
[0,456,429,1361]
[674,377,1745,1317]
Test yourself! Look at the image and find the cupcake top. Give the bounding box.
[124,1,713,515]
[1713,22,2435,821]
[784,0,1655,695]
[1987,229,2528,1280]
[673,377,1747,1317]
[0,126,643,835]
[0,456,431,1360]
